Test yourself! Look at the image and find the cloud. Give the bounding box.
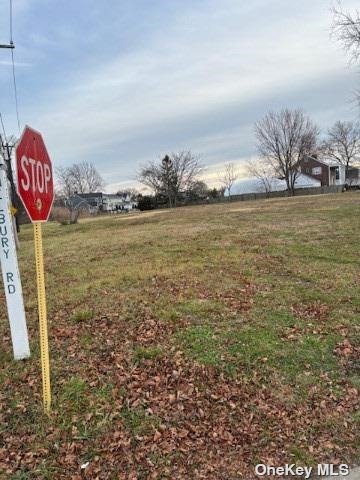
[0,60,32,67]
[1,0,359,189]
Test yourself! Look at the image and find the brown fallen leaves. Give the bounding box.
[83,353,358,479]
[335,339,360,376]
[0,282,358,479]
[291,301,330,322]
[3,351,355,479]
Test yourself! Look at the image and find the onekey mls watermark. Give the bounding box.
[255,463,350,478]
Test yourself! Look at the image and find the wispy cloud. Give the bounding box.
[1,0,359,191]
[0,60,32,67]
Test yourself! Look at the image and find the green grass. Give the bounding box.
[70,309,94,323]
[60,376,88,405]
[0,192,359,478]
[120,406,161,436]
[177,325,222,366]
[133,345,164,362]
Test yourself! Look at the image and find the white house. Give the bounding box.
[102,193,138,212]
[70,192,138,213]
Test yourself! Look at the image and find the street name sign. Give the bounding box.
[0,160,30,360]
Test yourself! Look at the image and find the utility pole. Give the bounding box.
[1,38,20,241]
[0,134,20,247]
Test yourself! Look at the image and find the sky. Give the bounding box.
[0,0,359,193]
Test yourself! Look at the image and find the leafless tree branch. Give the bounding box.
[332,3,360,62]
[138,151,202,207]
[254,109,319,195]
[55,161,104,222]
[321,120,360,174]
[218,162,239,197]
[246,158,275,196]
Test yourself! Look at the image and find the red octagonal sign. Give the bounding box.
[16,126,54,222]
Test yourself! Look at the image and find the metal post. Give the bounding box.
[33,222,51,412]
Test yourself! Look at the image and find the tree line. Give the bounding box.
[55,153,236,217]
[55,113,360,219]
[136,152,238,210]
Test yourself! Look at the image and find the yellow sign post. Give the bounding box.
[34,222,51,412]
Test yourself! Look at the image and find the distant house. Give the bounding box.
[299,155,349,187]
[69,192,103,213]
[75,192,103,209]
[68,192,138,213]
[101,193,138,212]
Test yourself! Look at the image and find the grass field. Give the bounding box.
[0,192,359,479]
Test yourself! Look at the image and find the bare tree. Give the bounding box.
[322,120,360,175]
[137,161,163,195]
[188,180,209,200]
[56,161,104,196]
[171,151,202,202]
[138,151,202,207]
[218,162,239,198]
[332,4,360,62]
[332,5,360,106]
[138,155,176,207]
[255,109,319,196]
[55,167,81,223]
[246,158,274,197]
[66,161,104,194]
[56,161,104,223]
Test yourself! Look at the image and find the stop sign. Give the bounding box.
[16,126,54,222]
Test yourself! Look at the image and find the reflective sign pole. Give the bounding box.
[33,222,51,412]
[0,161,30,360]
